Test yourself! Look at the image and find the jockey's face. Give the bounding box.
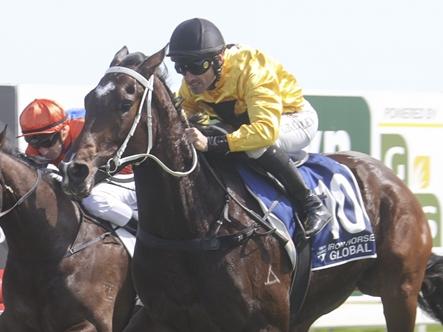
[35,126,69,162]
[181,64,216,94]
[36,136,63,161]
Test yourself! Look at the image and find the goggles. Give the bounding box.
[25,132,60,149]
[174,59,212,75]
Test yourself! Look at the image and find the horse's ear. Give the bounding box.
[0,125,8,149]
[110,46,129,67]
[140,45,167,77]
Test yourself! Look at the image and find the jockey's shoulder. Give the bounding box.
[225,44,265,59]
[67,118,85,141]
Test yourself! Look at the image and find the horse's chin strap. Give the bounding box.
[104,66,198,178]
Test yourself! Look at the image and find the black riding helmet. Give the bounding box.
[167,18,225,62]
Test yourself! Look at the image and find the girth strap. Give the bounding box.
[137,225,257,252]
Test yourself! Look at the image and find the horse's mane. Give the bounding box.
[0,144,41,169]
[0,137,36,168]
[0,135,16,156]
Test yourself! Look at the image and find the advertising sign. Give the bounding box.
[307,92,443,246]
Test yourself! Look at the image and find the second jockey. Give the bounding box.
[18,98,138,236]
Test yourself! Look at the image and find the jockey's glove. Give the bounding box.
[207,135,229,154]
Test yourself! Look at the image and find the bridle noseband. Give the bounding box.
[103,66,198,177]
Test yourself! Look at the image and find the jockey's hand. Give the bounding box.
[185,127,208,152]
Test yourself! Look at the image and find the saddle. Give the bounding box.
[195,121,376,315]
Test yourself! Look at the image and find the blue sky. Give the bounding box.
[2,0,442,92]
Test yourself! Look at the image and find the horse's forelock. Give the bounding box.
[94,50,174,112]
[120,51,171,90]
[120,52,147,68]
[96,52,147,97]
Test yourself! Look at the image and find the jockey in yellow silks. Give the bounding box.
[168,18,332,237]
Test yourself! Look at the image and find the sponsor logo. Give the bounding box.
[381,134,408,182]
[381,133,441,246]
[417,194,441,246]
[325,234,375,261]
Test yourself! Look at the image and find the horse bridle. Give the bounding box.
[0,169,42,218]
[102,66,290,255]
[102,66,198,177]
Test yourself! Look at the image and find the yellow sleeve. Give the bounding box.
[226,56,283,152]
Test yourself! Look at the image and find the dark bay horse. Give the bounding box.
[61,46,443,332]
[0,130,135,332]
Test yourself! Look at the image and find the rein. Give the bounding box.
[199,154,289,244]
[0,169,42,218]
[103,66,198,177]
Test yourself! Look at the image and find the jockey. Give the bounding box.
[168,18,332,237]
[18,98,138,234]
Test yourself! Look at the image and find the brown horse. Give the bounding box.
[61,46,443,332]
[0,130,136,332]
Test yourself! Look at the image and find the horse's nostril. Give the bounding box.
[67,163,90,183]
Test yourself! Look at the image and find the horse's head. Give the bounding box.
[0,125,7,210]
[61,46,166,198]
[0,129,63,226]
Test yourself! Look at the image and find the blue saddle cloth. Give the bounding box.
[236,153,377,270]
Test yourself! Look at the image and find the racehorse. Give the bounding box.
[61,46,443,332]
[0,129,136,332]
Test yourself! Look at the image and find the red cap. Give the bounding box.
[18,99,67,137]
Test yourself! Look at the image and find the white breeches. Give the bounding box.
[81,173,138,227]
[246,99,318,159]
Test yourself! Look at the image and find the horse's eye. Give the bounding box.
[120,100,132,113]
[126,85,136,95]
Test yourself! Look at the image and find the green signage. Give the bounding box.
[380,134,408,184]
[306,96,371,154]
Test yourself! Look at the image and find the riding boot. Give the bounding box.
[255,146,332,237]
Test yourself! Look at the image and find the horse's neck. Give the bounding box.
[137,158,224,238]
[136,86,225,237]
[0,155,78,259]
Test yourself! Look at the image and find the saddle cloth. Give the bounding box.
[236,153,377,271]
